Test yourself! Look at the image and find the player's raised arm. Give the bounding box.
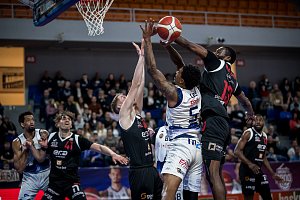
[118,40,145,126]
[162,43,185,70]
[141,19,178,106]
[175,36,208,59]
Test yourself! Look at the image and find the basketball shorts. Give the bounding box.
[239,164,272,199]
[129,166,163,200]
[18,168,50,200]
[42,179,86,200]
[161,137,202,193]
[201,116,231,161]
[156,160,183,200]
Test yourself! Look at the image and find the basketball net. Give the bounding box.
[76,0,114,36]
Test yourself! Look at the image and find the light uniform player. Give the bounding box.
[154,126,183,200]
[13,128,50,200]
[163,86,203,194]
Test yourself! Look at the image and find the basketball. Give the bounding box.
[156,16,182,42]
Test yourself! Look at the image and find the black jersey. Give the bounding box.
[120,115,153,167]
[201,51,241,118]
[242,128,268,167]
[47,132,92,182]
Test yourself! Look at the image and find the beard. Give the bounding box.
[28,126,35,132]
[254,126,263,132]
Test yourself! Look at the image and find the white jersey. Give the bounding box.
[155,126,170,163]
[107,186,130,199]
[15,129,50,174]
[166,86,201,139]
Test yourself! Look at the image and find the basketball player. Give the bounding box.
[153,126,183,200]
[141,20,202,200]
[99,166,131,199]
[110,40,163,200]
[37,110,128,200]
[12,111,50,200]
[174,35,255,199]
[234,114,283,200]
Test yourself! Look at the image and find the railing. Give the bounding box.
[0,3,300,29]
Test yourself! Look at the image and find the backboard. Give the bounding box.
[33,0,79,26]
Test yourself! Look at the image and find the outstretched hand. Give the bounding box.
[140,18,156,40]
[112,153,129,165]
[132,39,145,56]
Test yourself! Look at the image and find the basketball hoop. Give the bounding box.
[76,0,114,36]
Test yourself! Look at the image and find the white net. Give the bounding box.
[76,0,114,36]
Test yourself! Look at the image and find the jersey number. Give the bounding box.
[221,80,233,105]
[189,106,198,123]
[64,141,73,150]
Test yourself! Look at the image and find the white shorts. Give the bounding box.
[18,168,50,200]
[161,137,203,192]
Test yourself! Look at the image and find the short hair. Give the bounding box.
[181,64,201,90]
[223,46,236,64]
[18,111,34,124]
[110,93,122,114]
[54,111,75,126]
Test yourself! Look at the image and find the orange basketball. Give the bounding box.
[157,16,182,42]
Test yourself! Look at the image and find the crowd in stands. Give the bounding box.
[0,70,300,169]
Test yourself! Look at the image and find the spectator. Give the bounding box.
[61,80,72,102]
[74,114,85,130]
[290,146,300,161]
[39,89,52,123]
[0,141,14,168]
[89,112,99,131]
[229,104,246,137]
[80,73,90,97]
[289,112,300,142]
[269,83,284,111]
[111,121,120,138]
[101,112,113,128]
[53,70,66,100]
[144,89,155,110]
[72,80,83,102]
[83,122,92,139]
[259,74,272,93]
[45,98,57,132]
[105,73,116,89]
[287,140,298,160]
[292,76,300,96]
[64,95,79,117]
[82,105,92,122]
[39,70,53,92]
[118,74,127,90]
[290,97,300,113]
[103,128,118,166]
[91,72,103,90]
[267,147,278,162]
[75,96,86,116]
[247,80,262,113]
[88,96,101,114]
[267,124,280,153]
[144,112,156,129]
[97,89,110,113]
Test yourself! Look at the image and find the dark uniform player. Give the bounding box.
[38,111,128,200]
[111,40,163,200]
[234,114,283,200]
[174,36,255,199]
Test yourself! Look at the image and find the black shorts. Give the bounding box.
[201,116,230,161]
[42,179,86,200]
[129,166,163,200]
[239,164,271,197]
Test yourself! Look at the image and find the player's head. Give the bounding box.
[18,111,35,131]
[54,111,74,130]
[215,46,236,64]
[109,166,122,183]
[175,64,201,90]
[111,93,127,114]
[253,114,264,132]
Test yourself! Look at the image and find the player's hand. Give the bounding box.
[245,113,255,128]
[248,163,260,174]
[40,129,49,140]
[273,174,284,183]
[140,18,156,39]
[25,139,33,149]
[38,138,48,149]
[132,39,144,56]
[160,40,172,47]
[111,153,129,165]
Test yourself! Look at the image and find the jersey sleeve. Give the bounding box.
[78,136,93,151]
[202,50,222,72]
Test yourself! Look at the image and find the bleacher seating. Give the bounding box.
[0,0,299,28]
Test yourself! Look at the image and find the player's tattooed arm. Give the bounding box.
[141,19,178,106]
